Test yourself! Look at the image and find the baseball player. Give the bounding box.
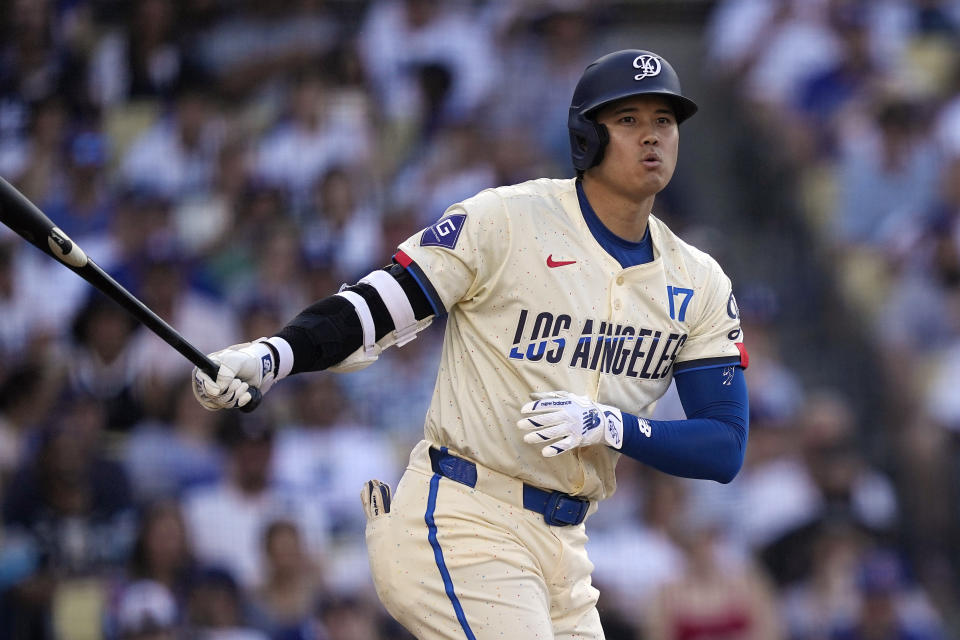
[194,49,749,639]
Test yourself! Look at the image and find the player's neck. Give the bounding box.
[580,178,653,242]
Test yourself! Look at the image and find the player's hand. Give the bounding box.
[517,391,624,457]
[192,340,278,410]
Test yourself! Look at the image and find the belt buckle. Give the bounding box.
[543,491,589,526]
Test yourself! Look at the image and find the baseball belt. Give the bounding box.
[428,447,590,527]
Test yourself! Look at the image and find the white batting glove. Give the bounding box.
[192,339,279,410]
[361,479,392,520]
[517,391,625,457]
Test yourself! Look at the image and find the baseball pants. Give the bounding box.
[364,439,604,639]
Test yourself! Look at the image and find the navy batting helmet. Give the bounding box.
[568,50,698,172]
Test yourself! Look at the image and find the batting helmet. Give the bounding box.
[568,50,698,172]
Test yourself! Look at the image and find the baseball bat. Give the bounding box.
[0,176,261,412]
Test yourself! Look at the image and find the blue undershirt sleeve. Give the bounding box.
[618,366,749,483]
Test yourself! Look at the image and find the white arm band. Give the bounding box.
[335,289,377,358]
[360,269,419,346]
[263,336,294,380]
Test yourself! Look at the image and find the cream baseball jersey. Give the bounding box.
[396,177,745,501]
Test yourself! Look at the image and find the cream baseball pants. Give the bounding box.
[364,440,604,639]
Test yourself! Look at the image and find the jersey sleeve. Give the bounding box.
[394,190,511,315]
[673,264,748,374]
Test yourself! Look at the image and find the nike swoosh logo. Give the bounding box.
[547,255,577,268]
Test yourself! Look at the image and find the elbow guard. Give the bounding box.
[327,268,434,373]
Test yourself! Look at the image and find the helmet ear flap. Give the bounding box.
[591,122,608,168]
[568,109,609,172]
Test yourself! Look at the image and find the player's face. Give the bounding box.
[589,95,679,201]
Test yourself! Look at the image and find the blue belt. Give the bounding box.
[428,447,590,527]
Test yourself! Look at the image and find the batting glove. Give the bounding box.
[361,479,392,519]
[192,340,279,410]
[517,391,624,457]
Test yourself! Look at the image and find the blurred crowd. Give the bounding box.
[0,0,959,638]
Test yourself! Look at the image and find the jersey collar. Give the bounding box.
[575,179,656,269]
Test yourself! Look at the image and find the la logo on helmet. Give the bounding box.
[633,55,661,80]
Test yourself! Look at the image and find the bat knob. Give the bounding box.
[239,387,263,413]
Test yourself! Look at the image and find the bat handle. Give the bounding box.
[200,359,262,413]
[240,388,262,413]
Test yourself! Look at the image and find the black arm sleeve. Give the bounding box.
[274,263,435,374]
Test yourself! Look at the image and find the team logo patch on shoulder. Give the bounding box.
[421,214,466,249]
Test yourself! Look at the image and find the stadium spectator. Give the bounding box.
[314,592,391,640]
[87,0,201,108]
[340,319,442,441]
[643,509,784,639]
[37,130,114,244]
[181,415,329,591]
[127,249,240,388]
[829,550,946,640]
[110,579,179,640]
[272,375,400,539]
[0,241,27,358]
[96,189,177,276]
[0,394,135,637]
[183,566,269,639]
[240,224,311,322]
[874,155,960,388]
[126,500,198,607]
[252,519,324,637]
[191,0,341,99]
[588,469,688,618]
[300,166,384,282]
[119,84,224,200]
[794,4,882,161]
[255,71,372,206]
[358,0,496,127]
[758,390,899,586]
[170,135,253,260]
[15,96,69,209]
[707,0,842,114]
[0,0,73,110]
[780,522,868,640]
[936,68,960,157]
[0,365,49,489]
[123,383,226,500]
[391,121,498,226]
[490,1,600,169]
[833,98,940,251]
[67,292,142,430]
